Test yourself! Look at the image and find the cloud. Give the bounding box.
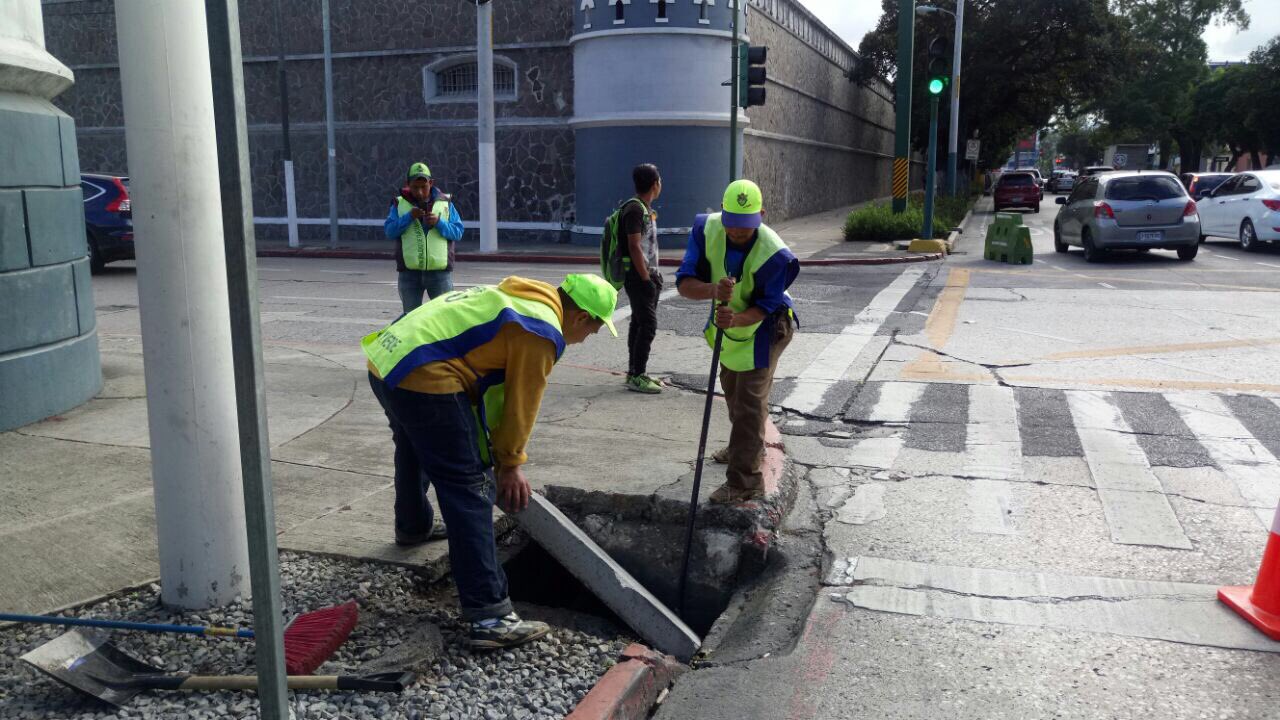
[796,0,881,50]
[1203,0,1279,61]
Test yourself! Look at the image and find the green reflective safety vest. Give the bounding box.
[703,213,793,372]
[397,196,452,271]
[362,284,565,463]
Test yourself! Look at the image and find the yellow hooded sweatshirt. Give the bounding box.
[368,276,561,468]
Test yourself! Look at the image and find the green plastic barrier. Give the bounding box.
[984,212,1033,265]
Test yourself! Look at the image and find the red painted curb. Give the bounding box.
[566,643,686,720]
[255,248,942,267]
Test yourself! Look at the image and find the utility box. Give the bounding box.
[984,213,1033,265]
[1103,144,1152,171]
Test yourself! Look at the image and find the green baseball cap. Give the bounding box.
[721,178,763,228]
[560,273,618,337]
[408,162,432,181]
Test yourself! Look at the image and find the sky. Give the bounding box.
[799,0,1279,62]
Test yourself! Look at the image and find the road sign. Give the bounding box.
[965,139,980,160]
[1113,153,1129,167]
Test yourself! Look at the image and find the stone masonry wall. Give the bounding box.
[42,0,575,243]
[742,0,899,221]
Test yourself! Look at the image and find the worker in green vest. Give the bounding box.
[384,162,464,312]
[675,179,799,504]
[364,273,618,649]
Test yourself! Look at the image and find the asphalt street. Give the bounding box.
[72,200,1280,717]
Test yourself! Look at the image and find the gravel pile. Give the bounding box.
[0,552,629,720]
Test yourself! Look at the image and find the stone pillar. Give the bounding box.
[0,0,101,431]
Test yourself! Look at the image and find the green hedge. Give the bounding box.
[843,191,976,242]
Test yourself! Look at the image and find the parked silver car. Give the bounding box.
[1053,171,1201,262]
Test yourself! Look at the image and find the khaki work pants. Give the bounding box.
[719,313,794,492]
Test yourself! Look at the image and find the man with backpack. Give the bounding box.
[602,164,665,394]
[384,162,464,313]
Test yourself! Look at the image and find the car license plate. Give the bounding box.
[1137,231,1162,242]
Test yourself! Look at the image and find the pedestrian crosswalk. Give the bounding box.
[788,381,1280,544]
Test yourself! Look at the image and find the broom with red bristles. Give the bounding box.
[0,601,358,675]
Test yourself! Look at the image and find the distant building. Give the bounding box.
[43,0,902,247]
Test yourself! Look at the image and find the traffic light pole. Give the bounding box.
[729,1,740,182]
[946,0,964,196]
[892,0,915,214]
[923,93,939,240]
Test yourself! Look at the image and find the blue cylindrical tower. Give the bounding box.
[0,1,100,431]
[570,0,744,246]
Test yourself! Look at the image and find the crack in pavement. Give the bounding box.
[840,579,1215,606]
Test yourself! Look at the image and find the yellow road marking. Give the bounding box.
[1039,337,1280,362]
[901,270,981,381]
[1002,375,1280,394]
[970,267,1280,292]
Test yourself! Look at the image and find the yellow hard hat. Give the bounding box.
[721,179,763,228]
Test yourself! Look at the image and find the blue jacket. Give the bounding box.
[385,186,465,271]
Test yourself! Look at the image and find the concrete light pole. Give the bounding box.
[476,0,498,253]
[322,0,339,248]
[114,0,250,609]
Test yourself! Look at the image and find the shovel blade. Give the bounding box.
[20,629,160,708]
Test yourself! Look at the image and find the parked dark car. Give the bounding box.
[1181,172,1233,200]
[81,173,132,273]
[993,171,1042,213]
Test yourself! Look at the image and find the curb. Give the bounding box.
[254,248,942,267]
[566,643,687,720]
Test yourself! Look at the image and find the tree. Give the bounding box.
[1096,0,1249,171]
[852,0,1129,169]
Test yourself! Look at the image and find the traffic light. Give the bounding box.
[926,36,949,95]
[738,43,767,107]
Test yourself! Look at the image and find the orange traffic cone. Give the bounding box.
[1219,506,1280,641]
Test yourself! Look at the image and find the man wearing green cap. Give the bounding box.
[384,162,465,312]
[676,179,799,503]
[363,273,617,649]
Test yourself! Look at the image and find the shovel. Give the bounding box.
[21,629,414,708]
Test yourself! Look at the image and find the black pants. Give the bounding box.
[624,271,661,377]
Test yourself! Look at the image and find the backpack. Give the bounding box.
[600,198,647,290]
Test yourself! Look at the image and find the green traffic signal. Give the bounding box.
[928,77,944,95]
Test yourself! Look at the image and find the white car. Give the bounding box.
[1198,170,1280,250]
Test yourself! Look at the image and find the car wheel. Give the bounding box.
[1053,224,1068,253]
[1033,202,1041,214]
[1198,234,1206,244]
[87,232,105,274]
[1082,230,1104,263]
[1177,244,1198,261]
[1240,219,1258,252]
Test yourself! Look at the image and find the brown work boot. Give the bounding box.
[711,446,731,464]
[708,482,765,504]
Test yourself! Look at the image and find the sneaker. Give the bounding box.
[394,521,448,546]
[625,374,662,394]
[469,613,551,650]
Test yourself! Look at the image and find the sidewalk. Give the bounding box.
[255,199,939,267]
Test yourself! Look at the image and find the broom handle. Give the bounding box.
[0,612,254,639]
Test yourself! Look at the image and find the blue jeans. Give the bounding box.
[398,269,454,313]
[368,373,512,621]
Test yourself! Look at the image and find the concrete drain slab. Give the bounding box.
[833,556,1280,653]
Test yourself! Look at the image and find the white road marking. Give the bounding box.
[866,382,925,423]
[846,437,906,470]
[1255,261,1280,269]
[319,269,368,275]
[1098,282,1116,289]
[836,484,887,525]
[962,386,1022,535]
[1066,390,1192,549]
[1168,393,1280,528]
[612,288,680,324]
[1212,254,1239,262]
[782,267,925,414]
